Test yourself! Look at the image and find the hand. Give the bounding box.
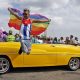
[48,19,51,22]
[8,7,10,10]
[8,7,11,11]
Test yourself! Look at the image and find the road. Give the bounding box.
[0,66,80,80]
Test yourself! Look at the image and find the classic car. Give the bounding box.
[0,42,80,74]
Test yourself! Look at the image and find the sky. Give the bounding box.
[0,0,80,39]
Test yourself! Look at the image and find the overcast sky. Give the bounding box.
[0,0,80,39]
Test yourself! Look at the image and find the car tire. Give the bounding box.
[68,57,80,71]
[0,57,11,74]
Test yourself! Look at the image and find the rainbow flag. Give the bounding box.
[8,8,50,35]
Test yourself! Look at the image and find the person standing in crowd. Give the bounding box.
[50,38,53,44]
[59,37,64,44]
[65,37,70,44]
[3,31,8,42]
[74,37,79,45]
[31,36,37,43]
[7,30,15,42]
[8,8,50,55]
[0,30,6,42]
[52,37,58,44]
[15,33,20,42]
[69,35,75,45]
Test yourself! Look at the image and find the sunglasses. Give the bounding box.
[23,13,27,15]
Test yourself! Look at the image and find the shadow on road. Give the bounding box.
[1,66,80,76]
[10,66,68,73]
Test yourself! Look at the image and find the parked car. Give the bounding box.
[0,42,80,74]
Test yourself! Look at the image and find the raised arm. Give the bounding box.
[32,19,51,23]
[8,8,22,20]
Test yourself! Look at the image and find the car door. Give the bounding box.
[23,44,57,67]
[1,42,24,67]
[51,44,69,66]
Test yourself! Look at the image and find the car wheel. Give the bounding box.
[68,57,80,71]
[0,57,10,74]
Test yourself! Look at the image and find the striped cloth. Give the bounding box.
[20,18,32,40]
[8,8,50,35]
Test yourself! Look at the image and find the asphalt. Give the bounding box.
[0,66,80,80]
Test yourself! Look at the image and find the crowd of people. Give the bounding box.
[32,35,79,45]
[0,30,20,42]
[0,29,79,45]
[52,35,79,45]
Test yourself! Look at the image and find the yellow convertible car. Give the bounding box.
[0,42,80,73]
